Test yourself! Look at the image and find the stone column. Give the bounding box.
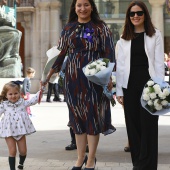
[21,12,32,68]
[148,0,166,37]
[30,2,50,92]
[49,1,62,47]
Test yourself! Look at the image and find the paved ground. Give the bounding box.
[0,94,170,170]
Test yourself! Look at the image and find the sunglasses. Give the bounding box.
[129,11,144,17]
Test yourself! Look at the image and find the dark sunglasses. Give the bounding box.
[129,11,144,17]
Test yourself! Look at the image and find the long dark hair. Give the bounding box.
[67,0,103,24]
[122,0,155,40]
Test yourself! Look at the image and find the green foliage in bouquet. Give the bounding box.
[102,58,110,67]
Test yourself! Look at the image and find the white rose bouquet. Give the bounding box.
[83,58,116,106]
[141,78,170,115]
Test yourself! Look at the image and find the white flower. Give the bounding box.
[143,87,149,94]
[143,93,150,101]
[155,105,162,110]
[161,100,168,106]
[158,92,166,100]
[100,66,106,70]
[147,80,154,86]
[96,64,102,71]
[153,84,161,94]
[100,62,106,66]
[149,93,156,99]
[96,60,102,64]
[163,88,170,96]
[84,68,90,75]
[89,68,97,75]
[153,99,160,107]
[148,100,153,106]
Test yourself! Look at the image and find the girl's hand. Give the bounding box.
[24,95,27,100]
[107,79,113,91]
[116,96,124,105]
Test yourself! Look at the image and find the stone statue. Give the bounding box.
[0,5,22,78]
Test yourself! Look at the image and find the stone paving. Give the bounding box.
[0,95,170,170]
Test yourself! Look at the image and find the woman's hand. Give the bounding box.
[116,96,124,105]
[107,79,113,91]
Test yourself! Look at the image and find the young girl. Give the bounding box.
[22,67,36,116]
[0,81,42,170]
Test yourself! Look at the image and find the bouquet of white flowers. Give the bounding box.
[83,58,116,106]
[141,78,170,115]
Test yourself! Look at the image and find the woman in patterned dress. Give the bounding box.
[42,0,115,169]
[0,81,41,170]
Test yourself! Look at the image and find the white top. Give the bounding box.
[0,91,41,140]
[116,29,164,96]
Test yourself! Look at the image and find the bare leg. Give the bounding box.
[75,133,87,167]
[17,136,27,156]
[5,137,17,156]
[86,134,99,168]
[5,137,17,170]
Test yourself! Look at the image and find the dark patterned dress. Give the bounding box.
[52,21,116,135]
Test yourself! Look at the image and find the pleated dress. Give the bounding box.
[52,21,116,135]
[0,92,40,140]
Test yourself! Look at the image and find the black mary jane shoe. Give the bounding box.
[84,158,97,170]
[124,146,130,152]
[71,155,88,170]
[18,164,24,170]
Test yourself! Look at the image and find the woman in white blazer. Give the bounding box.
[116,1,164,170]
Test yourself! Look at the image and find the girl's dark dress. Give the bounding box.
[123,32,159,170]
[52,21,116,135]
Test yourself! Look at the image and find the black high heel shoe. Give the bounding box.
[71,155,88,170]
[84,158,97,170]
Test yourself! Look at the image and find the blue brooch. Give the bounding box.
[83,28,94,43]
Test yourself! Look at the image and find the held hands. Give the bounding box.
[40,78,49,90]
[116,96,124,105]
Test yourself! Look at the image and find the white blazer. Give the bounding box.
[116,29,164,96]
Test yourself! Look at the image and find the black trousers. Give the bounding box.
[123,86,158,170]
[47,82,60,100]
[70,128,76,144]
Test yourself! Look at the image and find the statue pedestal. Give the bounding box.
[0,78,24,92]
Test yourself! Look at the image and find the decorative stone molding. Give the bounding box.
[17,7,35,29]
[37,1,50,10]
[148,0,165,6]
[50,1,62,10]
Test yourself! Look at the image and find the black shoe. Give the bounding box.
[71,155,88,170]
[84,157,96,170]
[18,164,24,170]
[132,167,138,170]
[124,146,130,152]
[65,143,77,150]
[53,98,62,102]
[46,99,52,102]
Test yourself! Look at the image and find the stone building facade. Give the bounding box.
[7,0,169,92]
